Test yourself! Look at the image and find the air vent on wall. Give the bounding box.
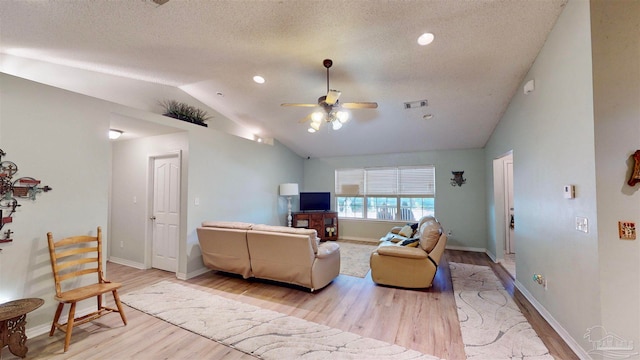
[403,100,428,109]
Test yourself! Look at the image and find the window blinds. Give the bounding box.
[335,166,435,196]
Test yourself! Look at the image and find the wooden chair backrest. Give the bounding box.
[47,227,104,297]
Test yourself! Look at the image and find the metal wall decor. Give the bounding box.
[451,171,467,187]
[628,150,640,187]
[0,149,52,243]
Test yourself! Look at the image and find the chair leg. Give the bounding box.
[63,302,77,353]
[112,290,127,325]
[97,292,103,310]
[49,303,64,336]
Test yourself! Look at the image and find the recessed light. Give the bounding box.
[417,33,435,46]
[423,114,434,120]
[253,75,265,84]
[216,92,224,97]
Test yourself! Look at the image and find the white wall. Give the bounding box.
[0,73,111,331]
[303,149,487,248]
[591,0,640,352]
[484,0,599,355]
[185,131,303,274]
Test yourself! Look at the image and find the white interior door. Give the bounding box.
[151,155,180,272]
[505,158,515,254]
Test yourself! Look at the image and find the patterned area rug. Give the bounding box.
[449,262,553,360]
[121,281,441,360]
[337,241,378,278]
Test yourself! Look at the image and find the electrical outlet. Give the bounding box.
[120,241,124,248]
[447,230,453,237]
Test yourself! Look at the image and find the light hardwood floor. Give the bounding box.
[2,250,578,360]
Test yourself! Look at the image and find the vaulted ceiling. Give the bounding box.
[0,0,566,158]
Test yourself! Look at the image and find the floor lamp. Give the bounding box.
[279,183,299,227]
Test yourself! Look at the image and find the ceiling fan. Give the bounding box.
[281,59,378,133]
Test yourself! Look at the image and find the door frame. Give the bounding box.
[145,150,182,273]
[503,156,514,254]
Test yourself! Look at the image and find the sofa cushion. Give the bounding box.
[398,224,414,237]
[201,221,254,230]
[418,217,442,252]
[250,224,319,253]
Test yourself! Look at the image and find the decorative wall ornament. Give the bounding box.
[628,150,640,187]
[0,149,52,243]
[451,171,467,187]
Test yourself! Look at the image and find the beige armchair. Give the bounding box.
[370,216,447,289]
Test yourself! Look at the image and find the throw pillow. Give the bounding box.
[400,238,420,247]
[409,222,419,231]
[398,224,414,238]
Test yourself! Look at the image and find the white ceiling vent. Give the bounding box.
[404,100,428,109]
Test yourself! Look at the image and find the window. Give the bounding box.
[335,166,435,221]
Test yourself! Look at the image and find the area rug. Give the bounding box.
[449,262,553,360]
[337,241,378,278]
[121,281,441,360]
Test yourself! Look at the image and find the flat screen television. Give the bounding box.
[299,192,331,212]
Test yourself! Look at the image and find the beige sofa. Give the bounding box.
[369,216,447,289]
[196,221,340,291]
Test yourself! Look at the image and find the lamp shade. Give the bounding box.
[279,183,299,196]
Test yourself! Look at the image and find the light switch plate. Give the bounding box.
[563,185,575,199]
[576,216,589,233]
[618,221,636,240]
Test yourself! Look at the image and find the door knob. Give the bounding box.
[150,216,156,220]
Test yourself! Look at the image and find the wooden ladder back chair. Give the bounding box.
[46,226,127,352]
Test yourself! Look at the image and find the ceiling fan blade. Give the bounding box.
[298,113,313,123]
[281,103,318,107]
[325,89,341,105]
[341,102,379,109]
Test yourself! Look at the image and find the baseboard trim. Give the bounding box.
[485,250,498,263]
[27,305,98,339]
[445,245,486,253]
[339,236,378,243]
[179,267,211,280]
[108,256,146,270]
[514,279,589,359]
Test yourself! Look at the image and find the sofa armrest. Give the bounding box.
[376,245,428,259]
[316,242,340,259]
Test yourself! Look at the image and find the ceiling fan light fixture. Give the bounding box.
[311,111,325,123]
[332,120,343,130]
[310,121,321,131]
[336,110,349,123]
[308,127,316,133]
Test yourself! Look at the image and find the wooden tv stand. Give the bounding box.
[292,211,338,241]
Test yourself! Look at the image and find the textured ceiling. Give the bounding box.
[0,0,566,158]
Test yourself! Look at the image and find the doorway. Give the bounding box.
[148,153,181,273]
[493,151,515,278]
